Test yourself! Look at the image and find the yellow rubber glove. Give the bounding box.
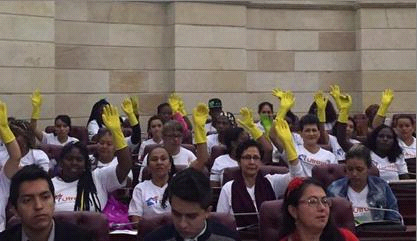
[192,103,209,144]
[337,94,352,123]
[276,91,295,119]
[130,96,139,116]
[272,88,285,100]
[121,97,139,126]
[376,89,394,117]
[274,118,297,161]
[0,101,15,144]
[168,93,182,116]
[31,90,42,120]
[314,91,328,123]
[329,85,342,110]
[178,100,187,116]
[102,104,127,150]
[237,107,263,140]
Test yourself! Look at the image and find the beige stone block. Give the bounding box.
[359,8,416,29]
[175,25,246,49]
[0,1,54,17]
[149,71,174,93]
[318,72,361,91]
[361,50,415,71]
[247,29,276,50]
[55,46,166,70]
[180,93,247,115]
[55,21,109,45]
[2,94,54,119]
[173,2,246,26]
[175,48,246,70]
[249,51,295,71]
[295,51,359,71]
[55,70,109,93]
[109,71,150,93]
[87,2,167,25]
[0,41,54,67]
[362,71,416,91]
[56,1,88,21]
[362,91,415,113]
[247,9,354,30]
[276,31,319,50]
[246,72,319,92]
[0,14,54,42]
[0,68,54,93]
[360,29,415,50]
[319,32,356,51]
[137,93,168,115]
[175,70,246,92]
[109,24,166,47]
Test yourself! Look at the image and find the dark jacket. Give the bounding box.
[0,219,92,241]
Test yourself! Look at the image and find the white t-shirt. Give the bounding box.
[398,137,416,159]
[20,149,50,172]
[210,154,238,184]
[328,135,360,161]
[207,134,220,155]
[138,147,196,182]
[0,170,10,232]
[87,120,100,141]
[216,161,303,214]
[205,122,217,134]
[42,132,79,146]
[94,156,133,180]
[52,165,125,212]
[348,186,373,223]
[295,145,337,177]
[370,151,408,182]
[137,139,163,162]
[128,180,170,217]
[0,141,9,170]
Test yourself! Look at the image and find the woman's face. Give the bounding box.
[159,106,173,123]
[346,120,355,138]
[61,147,86,181]
[148,147,171,179]
[289,185,330,233]
[259,105,273,119]
[150,119,163,139]
[54,119,70,139]
[98,132,115,161]
[239,146,261,178]
[375,127,395,153]
[300,124,320,146]
[214,116,231,133]
[396,118,414,140]
[346,157,368,189]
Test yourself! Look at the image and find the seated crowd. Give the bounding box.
[0,85,415,241]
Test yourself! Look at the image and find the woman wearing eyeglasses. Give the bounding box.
[279,177,359,241]
[216,119,304,228]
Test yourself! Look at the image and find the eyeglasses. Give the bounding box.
[241,155,261,161]
[299,197,331,208]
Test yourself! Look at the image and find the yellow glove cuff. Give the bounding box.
[317,109,326,123]
[32,107,41,120]
[0,126,15,144]
[376,106,388,117]
[111,129,128,151]
[249,127,263,140]
[284,142,298,162]
[338,108,349,123]
[127,113,139,127]
[194,125,207,144]
[277,108,289,120]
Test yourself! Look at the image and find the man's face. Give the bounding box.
[15,179,54,232]
[209,107,222,120]
[170,195,211,239]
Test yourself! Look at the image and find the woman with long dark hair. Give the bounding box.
[279,177,358,241]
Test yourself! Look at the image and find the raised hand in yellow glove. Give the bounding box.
[329,85,342,110]
[337,94,352,123]
[31,90,42,120]
[277,91,295,119]
[168,93,182,115]
[314,91,328,123]
[192,103,209,144]
[0,101,15,144]
[102,104,127,150]
[237,107,263,140]
[129,96,139,116]
[377,89,394,117]
[121,97,139,126]
[272,88,285,100]
[274,118,297,162]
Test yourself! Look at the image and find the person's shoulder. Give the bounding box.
[207,219,239,240]
[0,224,21,240]
[368,175,389,186]
[338,228,359,241]
[55,220,93,241]
[143,224,176,241]
[32,148,49,157]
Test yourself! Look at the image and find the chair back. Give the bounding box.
[39,144,63,160]
[222,165,289,186]
[259,197,355,241]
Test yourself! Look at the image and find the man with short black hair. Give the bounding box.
[0,164,92,241]
[144,168,238,241]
